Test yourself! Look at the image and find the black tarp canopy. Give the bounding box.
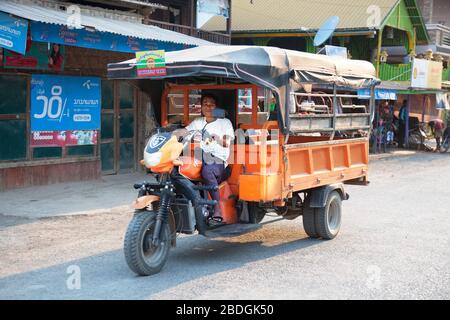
[107,45,379,134]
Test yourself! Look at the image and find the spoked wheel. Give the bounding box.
[302,191,342,240]
[124,210,171,276]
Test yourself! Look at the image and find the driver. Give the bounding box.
[175,94,234,226]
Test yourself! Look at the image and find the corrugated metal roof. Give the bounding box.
[116,0,167,9]
[202,0,398,32]
[0,0,214,46]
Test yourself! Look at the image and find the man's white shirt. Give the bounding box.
[186,117,235,162]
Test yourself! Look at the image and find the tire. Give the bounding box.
[302,201,319,238]
[248,202,266,224]
[124,210,171,276]
[315,191,342,240]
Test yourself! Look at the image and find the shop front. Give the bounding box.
[0,1,212,191]
[358,87,398,153]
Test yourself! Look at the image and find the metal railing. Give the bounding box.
[379,62,449,82]
[379,63,412,81]
[145,19,231,45]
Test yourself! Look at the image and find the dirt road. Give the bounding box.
[0,152,449,299]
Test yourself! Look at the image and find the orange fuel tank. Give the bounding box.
[178,156,202,180]
[217,181,238,224]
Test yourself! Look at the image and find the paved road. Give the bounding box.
[0,152,449,299]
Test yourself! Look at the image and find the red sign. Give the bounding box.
[31,131,97,147]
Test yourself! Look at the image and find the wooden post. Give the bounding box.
[226,0,232,44]
[376,28,383,78]
[190,0,196,36]
[330,84,337,140]
[405,96,411,148]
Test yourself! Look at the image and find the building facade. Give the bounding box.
[0,0,231,191]
[203,0,449,145]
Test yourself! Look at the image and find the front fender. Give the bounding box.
[131,195,177,247]
[131,195,160,210]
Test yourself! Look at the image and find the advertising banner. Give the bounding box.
[0,11,28,54]
[31,130,98,147]
[136,50,166,77]
[435,93,449,110]
[197,0,229,18]
[31,75,101,131]
[197,0,229,27]
[30,21,188,53]
[3,42,65,71]
[411,58,443,90]
[357,88,397,100]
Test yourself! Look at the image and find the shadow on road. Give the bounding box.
[0,225,322,299]
[0,214,38,230]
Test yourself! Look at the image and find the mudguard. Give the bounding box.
[308,183,349,208]
[131,195,178,247]
[131,195,160,210]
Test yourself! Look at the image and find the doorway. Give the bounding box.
[100,80,137,174]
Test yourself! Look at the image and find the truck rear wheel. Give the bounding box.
[315,191,342,240]
[302,200,319,238]
[248,202,266,224]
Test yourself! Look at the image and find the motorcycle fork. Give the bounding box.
[152,176,173,246]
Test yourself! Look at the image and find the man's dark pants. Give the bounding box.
[201,161,226,203]
[195,149,227,217]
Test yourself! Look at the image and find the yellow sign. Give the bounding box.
[136,50,166,77]
[411,59,442,89]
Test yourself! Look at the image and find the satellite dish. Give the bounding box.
[313,16,340,47]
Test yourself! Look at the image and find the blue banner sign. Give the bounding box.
[0,11,28,54]
[357,88,397,101]
[30,21,189,53]
[31,75,101,131]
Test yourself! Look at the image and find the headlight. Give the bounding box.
[144,152,162,167]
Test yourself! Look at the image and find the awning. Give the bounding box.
[0,0,215,52]
[108,45,380,134]
[397,88,447,95]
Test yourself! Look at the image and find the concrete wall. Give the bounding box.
[418,0,450,26]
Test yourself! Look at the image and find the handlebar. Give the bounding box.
[181,130,202,148]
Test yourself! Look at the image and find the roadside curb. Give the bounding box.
[369,150,421,161]
[1,205,133,220]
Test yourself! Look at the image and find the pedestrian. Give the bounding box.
[428,118,445,152]
[380,101,393,152]
[398,100,408,148]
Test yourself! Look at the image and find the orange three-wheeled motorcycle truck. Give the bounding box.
[107,45,379,276]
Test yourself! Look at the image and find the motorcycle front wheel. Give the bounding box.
[124,210,171,276]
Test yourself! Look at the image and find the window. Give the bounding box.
[0,74,28,161]
[167,90,202,125]
[169,6,181,25]
[188,90,201,122]
[167,90,184,125]
[33,147,62,159]
[237,88,271,125]
[0,73,100,163]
